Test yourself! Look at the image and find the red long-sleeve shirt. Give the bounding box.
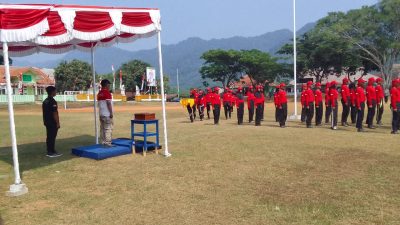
[205,93,213,104]
[366,85,377,107]
[314,89,323,107]
[301,90,306,106]
[277,89,287,107]
[274,92,279,107]
[341,84,350,104]
[222,92,232,104]
[329,88,339,108]
[350,89,356,106]
[356,86,366,109]
[375,85,384,103]
[246,92,255,109]
[305,89,315,107]
[235,93,245,107]
[211,93,221,107]
[390,87,399,110]
[325,87,331,105]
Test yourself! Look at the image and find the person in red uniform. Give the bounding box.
[212,87,222,125]
[305,81,315,128]
[390,79,400,134]
[366,77,377,129]
[205,87,213,119]
[230,89,236,115]
[375,77,385,125]
[190,89,198,120]
[277,83,288,128]
[254,85,264,126]
[274,85,280,122]
[349,82,357,124]
[223,88,232,120]
[341,78,351,127]
[247,86,256,123]
[356,79,367,132]
[300,83,307,123]
[325,82,332,124]
[314,82,323,126]
[235,86,245,125]
[196,90,206,121]
[329,81,339,130]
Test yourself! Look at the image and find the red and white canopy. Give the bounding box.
[0,4,161,56]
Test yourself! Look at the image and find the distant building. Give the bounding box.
[0,66,55,95]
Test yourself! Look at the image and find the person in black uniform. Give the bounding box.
[42,86,62,157]
[254,85,263,126]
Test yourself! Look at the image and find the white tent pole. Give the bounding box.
[293,0,298,117]
[157,31,171,157]
[177,68,180,98]
[91,44,99,144]
[3,42,28,196]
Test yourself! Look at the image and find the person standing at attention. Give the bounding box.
[98,79,114,146]
[43,86,62,157]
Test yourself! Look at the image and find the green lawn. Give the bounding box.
[0,102,399,225]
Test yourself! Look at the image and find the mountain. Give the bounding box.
[14,22,315,90]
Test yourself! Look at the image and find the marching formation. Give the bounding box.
[184,77,400,134]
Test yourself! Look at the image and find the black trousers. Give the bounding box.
[237,103,244,125]
[224,102,231,119]
[255,104,263,126]
[376,100,384,124]
[261,104,265,120]
[278,103,287,127]
[341,98,350,123]
[46,125,58,154]
[192,105,197,120]
[350,105,357,124]
[248,101,254,122]
[198,105,205,121]
[301,106,306,122]
[332,103,338,128]
[186,104,194,122]
[275,107,279,122]
[206,103,211,119]
[366,100,376,127]
[315,102,323,125]
[356,102,365,129]
[392,103,400,132]
[325,104,332,123]
[306,103,314,126]
[213,104,221,124]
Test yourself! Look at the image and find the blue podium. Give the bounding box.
[131,119,160,156]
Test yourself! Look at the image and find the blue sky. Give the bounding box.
[7,0,378,61]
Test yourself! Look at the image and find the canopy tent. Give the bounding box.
[1,4,171,196]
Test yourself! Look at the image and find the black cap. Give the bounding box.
[101,79,111,87]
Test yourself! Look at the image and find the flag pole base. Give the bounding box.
[6,183,28,197]
[288,114,301,120]
[163,152,172,157]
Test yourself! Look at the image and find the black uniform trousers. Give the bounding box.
[341,98,350,123]
[356,102,365,129]
[198,105,205,121]
[366,100,376,127]
[213,104,221,124]
[186,104,194,122]
[237,103,244,125]
[331,102,338,128]
[248,101,254,122]
[376,99,384,124]
[223,102,231,119]
[275,107,279,122]
[206,103,211,119]
[392,103,400,132]
[350,105,357,124]
[278,103,287,127]
[325,103,332,123]
[192,105,197,120]
[255,104,263,126]
[46,125,58,154]
[315,102,323,125]
[261,104,265,121]
[306,103,314,126]
[301,106,306,122]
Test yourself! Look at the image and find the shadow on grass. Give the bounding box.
[0,135,95,176]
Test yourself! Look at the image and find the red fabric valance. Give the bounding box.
[0,8,49,29]
[74,11,114,32]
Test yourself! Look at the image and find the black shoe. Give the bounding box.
[280,125,286,128]
[367,126,376,129]
[46,152,62,158]
[391,131,399,134]
[357,128,365,132]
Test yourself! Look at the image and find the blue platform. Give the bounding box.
[72,139,133,160]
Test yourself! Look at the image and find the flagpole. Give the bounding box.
[177,68,180,98]
[293,0,298,118]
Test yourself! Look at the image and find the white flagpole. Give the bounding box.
[293,0,299,118]
[3,42,28,196]
[157,31,171,157]
[91,44,99,144]
[177,68,180,98]
[112,65,115,93]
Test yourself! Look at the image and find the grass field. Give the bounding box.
[0,101,399,225]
